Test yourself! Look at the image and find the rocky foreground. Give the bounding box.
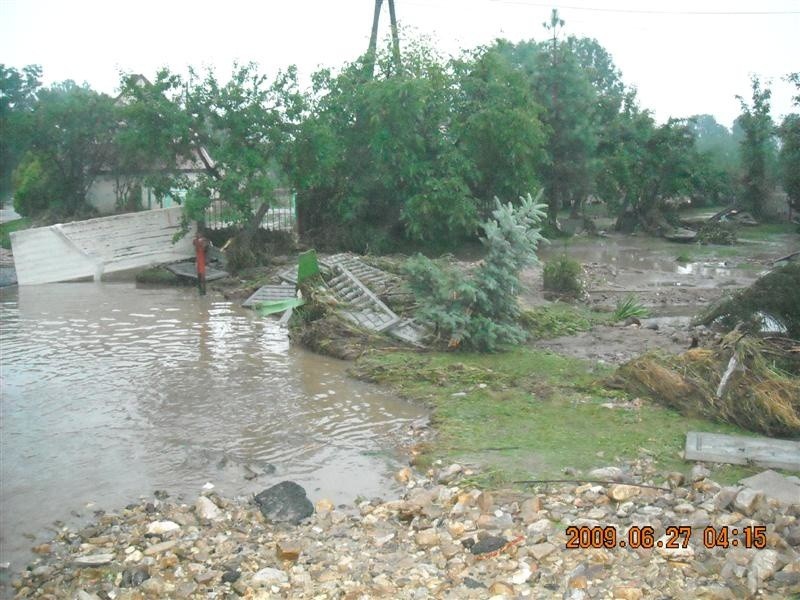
[8,463,800,599]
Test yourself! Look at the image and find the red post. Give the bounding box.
[193,233,209,296]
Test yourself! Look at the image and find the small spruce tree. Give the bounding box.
[405,192,547,351]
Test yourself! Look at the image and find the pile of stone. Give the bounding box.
[7,464,799,599]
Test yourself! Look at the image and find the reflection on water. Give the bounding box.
[0,282,425,570]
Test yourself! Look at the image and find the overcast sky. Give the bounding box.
[1,0,798,128]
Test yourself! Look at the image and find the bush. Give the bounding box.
[406,193,547,352]
[542,255,583,297]
[697,221,737,245]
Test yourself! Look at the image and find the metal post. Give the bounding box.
[193,232,209,296]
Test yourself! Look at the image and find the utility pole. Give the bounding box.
[365,0,401,78]
[387,0,401,73]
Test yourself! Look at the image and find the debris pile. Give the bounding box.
[610,332,800,437]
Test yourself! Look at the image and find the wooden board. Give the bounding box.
[685,431,800,471]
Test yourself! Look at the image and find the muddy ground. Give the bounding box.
[516,232,799,364]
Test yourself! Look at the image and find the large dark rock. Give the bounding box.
[254,481,314,524]
[470,535,507,555]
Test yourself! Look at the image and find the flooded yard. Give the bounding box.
[0,282,426,572]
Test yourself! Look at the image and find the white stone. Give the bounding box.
[734,488,764,516]
[511,563,532,584]
[73,553,115,567]
[252,567,288,587]
[146,520,180,535]
[195,496,222,520]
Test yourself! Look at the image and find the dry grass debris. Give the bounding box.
[610,332,800,437]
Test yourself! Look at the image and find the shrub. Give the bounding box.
[542,255,584,297]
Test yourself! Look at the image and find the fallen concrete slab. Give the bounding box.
[740,470,800,506]
[685,431,800,471]
[10,208,194,285]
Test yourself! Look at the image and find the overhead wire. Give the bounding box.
[486,1,800,15]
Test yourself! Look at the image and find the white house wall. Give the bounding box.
[10,207,196,285]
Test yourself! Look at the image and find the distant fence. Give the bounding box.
[204,190,297,232]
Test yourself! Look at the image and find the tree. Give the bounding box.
[687,114,738,206]
[736,76,776,218]
[290,39,547,250]
[533,12,598,226]
[13,81,117,219]
[450,46,545,216]
[111,71,196,212]
[596,99,698,232]
[778,73,800,213]
[0,64,41,199]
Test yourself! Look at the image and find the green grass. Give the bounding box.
[738,223,798,241]
[520,303,608,340]
[354,348,756,488]
[675,251,693,263]
[0,217,32,249]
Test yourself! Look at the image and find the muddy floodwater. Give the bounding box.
[0,283,426,571]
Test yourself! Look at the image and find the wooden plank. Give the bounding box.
[685,432,800,471]
[242,284,295,308]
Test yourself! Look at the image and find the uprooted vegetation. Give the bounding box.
[609,332,800,437]
[697,261,800,338]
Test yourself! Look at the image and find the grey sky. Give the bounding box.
[1,0,797,127]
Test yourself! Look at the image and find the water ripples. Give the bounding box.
[0,282,425,570]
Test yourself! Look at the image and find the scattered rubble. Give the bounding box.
[7,464,799,599]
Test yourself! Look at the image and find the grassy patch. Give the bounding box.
[675,251,692,263]
[0,217,32,249]
[354,348,752,488]
[135,266,188,285]
[520,303,608,340]
[738,223,798,241]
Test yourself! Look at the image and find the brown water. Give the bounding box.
[0,282,426,572]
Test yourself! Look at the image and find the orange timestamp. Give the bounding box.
[565,525,767,550]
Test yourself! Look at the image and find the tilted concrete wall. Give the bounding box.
[10,207,195,285]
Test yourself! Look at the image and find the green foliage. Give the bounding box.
[290,40,546,250]
[699,262,800,338]
[0,64,41,199]
[612,295,649,321]
[675,251,692,263]
[542,254,584,296]
[778,74,800,212]
[405,193,547,352]
[736,77,777,218]
[0,217,32,249]
[10,80,117,219]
